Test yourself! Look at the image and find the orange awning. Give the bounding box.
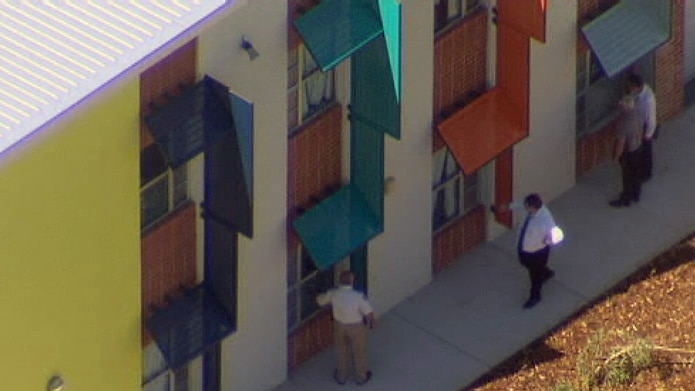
[437,88,527,175]
[497,0,547,43]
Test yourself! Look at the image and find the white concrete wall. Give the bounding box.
[197,0,288,390]
[369,0,434,314]
[514,1,576,204]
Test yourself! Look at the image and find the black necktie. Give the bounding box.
[518,214,531,252]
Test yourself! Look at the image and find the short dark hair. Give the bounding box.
[524,193,543,209]
[339,271,354,285]
[627,74,644,89]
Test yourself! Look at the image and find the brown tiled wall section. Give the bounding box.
[286,104,343,369]
[141,202,198,345]
[656,0,685,122]
[287,104,343,217]
[140,39,197,150]
[433,10,488,152]
[432,205,486,273]
[576,1,685,177]
[576,120,618,178]
[287,310,334,370]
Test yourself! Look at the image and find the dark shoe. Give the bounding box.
[523,297,540,309]
[333,369,346,385]
[356,371,372,386]
[609,199,630,207]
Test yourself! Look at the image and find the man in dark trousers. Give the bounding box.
[627,74,657,182]
[493,194,564,309]
[610,95,644,207]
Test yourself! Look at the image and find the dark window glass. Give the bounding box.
[141,144,168,186]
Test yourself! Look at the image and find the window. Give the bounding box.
[576,51,655,137]
[288,45,336,132]
[287,242,336,331]
[434,0,482,32]
[432,147,480,232]
[140,144,189,229]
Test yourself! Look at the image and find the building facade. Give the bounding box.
[1,1,689,391]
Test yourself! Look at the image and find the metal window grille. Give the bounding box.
[141,161,189,230]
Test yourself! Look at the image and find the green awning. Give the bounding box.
[378,0,401,101]
[581,0,671,78]
[292,185,382,269]
[293,0,384,72]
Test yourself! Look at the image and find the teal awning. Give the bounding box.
[378,0,401,101]
[581,0,671,78]
[351,36,400,139]
[292,185,382,269]
[293,0,384,72]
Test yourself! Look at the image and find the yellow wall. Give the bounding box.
[0,77,141,390]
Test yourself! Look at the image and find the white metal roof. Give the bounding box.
[0,0,230,154]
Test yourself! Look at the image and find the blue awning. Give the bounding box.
[581,0,671,78]
[145,76,235,168]
[293,0,384,72]
[292,185,382,269]
[147,285,235,369]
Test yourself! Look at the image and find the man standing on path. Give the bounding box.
[317,271,375,386]
[493,194,564,309]
[627,74,657,182]
[609,95,644,208]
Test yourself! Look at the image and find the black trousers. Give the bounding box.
[620,150,642,202]
[518,246,551,300]
[640,139,653,181]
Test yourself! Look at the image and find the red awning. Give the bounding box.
[437,88,527,175]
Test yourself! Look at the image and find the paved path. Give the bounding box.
[274,104,695,391]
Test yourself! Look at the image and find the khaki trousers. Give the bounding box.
[334,321,369,382]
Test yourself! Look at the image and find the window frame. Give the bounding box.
[140,157,189,231]
[576,50,656,138]
[434,0,483,33]
[431,147,480,233]
[288,44,337,135]
[287,242,339,333]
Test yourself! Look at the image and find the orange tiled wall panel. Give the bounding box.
[433,10,488,151]
[576,120,618,177]
[140,39,197,150]
[655,0,685,122]
[287,104,343,216]
[141,202,198,345]
[432,205,486,273]
[286,105,343,369]
[287,310,334,370]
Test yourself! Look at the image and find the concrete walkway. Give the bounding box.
[274,104,695,391]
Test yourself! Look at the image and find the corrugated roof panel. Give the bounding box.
[0,0,233,154]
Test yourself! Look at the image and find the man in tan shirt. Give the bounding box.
[317,271,375,385]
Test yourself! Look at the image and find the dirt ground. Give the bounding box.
[464,233,695,391]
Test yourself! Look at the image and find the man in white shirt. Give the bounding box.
[317,271,375,385]
[493,194,563,309]
[627,74,657,182]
